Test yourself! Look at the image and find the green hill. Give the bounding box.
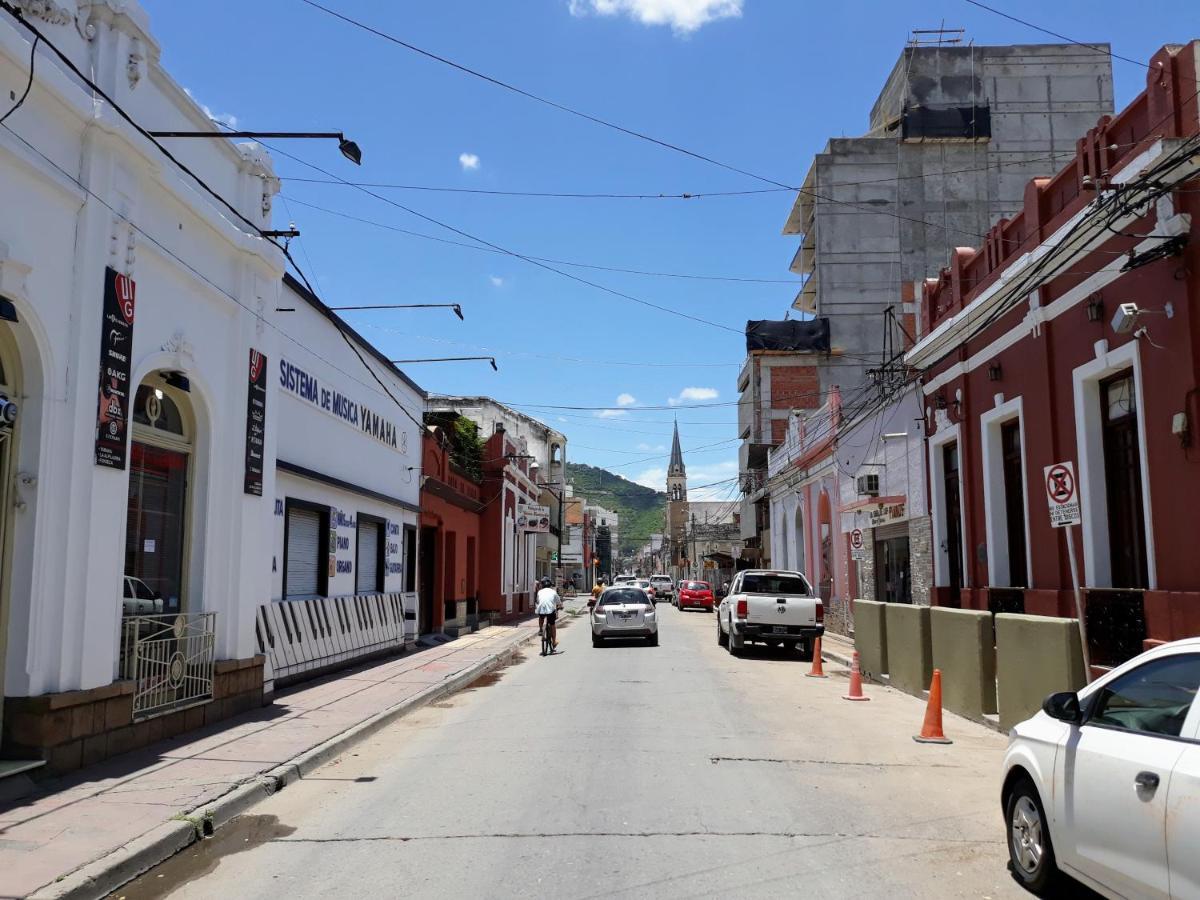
[565,461,665,557]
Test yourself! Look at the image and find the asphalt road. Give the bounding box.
[116,604,1026,899]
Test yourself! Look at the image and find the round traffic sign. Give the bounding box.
[1046,464,1075,504]
[850,528,864,550]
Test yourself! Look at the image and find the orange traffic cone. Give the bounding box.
[913,669,953,744]
[843,650,870,701]
[806,637,828,678]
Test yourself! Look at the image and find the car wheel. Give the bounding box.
[1005,778,1059,894]
[727,618,743,656]
[592,634,601,648]
[647,633,659,647]
[716,617,727,647]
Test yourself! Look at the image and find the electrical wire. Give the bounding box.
[0,31,36,124]
[292,0,997,242]
[281,195,800,286]
[0,3,268,240]
[263,145,744,333]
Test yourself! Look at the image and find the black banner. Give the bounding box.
[94,267,136,469]
[244,348,267,495]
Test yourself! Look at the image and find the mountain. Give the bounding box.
[565,461,665,557]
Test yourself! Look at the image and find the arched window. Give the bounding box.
[124,376,195,615]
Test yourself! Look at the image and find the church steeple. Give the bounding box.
[666,420,687,503]
[668,419,685,477]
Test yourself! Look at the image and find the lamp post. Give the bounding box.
[391,356,498,371]
[148,130,363,165]
[331,303,464,319]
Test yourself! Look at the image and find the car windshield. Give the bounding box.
[740,573,811,595]
[598,589,646,606]
[685,582,710,590]
[651,577,670,583]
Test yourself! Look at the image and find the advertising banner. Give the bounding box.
[518,503,551,533]
[94,267,136,469]
[243,348,268,495]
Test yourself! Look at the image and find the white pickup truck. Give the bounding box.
[716,569,823,656]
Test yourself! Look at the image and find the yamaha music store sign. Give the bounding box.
[278,358,406,453]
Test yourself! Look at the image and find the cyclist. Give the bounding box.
[535,577,562,652]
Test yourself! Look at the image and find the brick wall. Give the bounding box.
[769,365,821,410]
[2,656,266,776]
[910,516,934,606]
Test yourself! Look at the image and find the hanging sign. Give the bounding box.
[243,349,268,496]
[1044,461,1081,528]
[94,267,136,469]
[518,503,551,533]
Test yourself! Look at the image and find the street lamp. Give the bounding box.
[391,356,498,371]
[331,303,464,320]
[148,130,363,165]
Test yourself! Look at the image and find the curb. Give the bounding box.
[29,626,545,900]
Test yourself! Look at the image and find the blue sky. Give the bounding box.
[144,0,1195,503]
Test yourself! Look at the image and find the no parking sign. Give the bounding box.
[1044,461,1081,528]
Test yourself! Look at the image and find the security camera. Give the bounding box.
[1111,302,1140,335]
[0,396,17,426]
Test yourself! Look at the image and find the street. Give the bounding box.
[118,605,1022,900]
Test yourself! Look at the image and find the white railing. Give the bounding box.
[121,613,217,721]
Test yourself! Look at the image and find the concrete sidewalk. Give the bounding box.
[0,605,579,899]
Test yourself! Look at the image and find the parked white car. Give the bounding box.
[1001,637,1200,897]
[649,575,674,602]
[716,569,823,656]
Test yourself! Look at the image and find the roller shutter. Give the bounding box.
[286,507,321,598]
[356,520,381,593]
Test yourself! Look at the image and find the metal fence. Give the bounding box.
[120,612,217,721]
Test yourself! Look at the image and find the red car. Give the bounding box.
[677,580,715,611]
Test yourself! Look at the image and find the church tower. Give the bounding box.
[666,420,689,569]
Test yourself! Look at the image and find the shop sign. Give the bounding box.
[243,348,267,495]
[519,503,550,533]
[385,520,402,577]
[868,501,906,528]
[94,267,135,469]
[278,358,407,454]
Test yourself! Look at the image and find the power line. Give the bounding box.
[0,123,429,431]
[281,195,801,286]
[0,3,268,240]
[962,0,1152,71]
[263,147,744,333]
[292,1,995,242]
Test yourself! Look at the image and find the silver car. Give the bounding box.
[591,586,658,647]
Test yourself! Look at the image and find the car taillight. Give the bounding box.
[815,603,824,624]
[736,599,748,618]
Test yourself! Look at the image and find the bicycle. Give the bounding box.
[540,615,557,656]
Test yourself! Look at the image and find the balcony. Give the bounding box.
[737,385,757,440]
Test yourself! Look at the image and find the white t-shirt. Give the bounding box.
[535,587,560,615]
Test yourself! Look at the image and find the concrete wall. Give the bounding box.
[995,614,1087,730]
[884,604,932,696]
[930,608,997,721]
[853,599,888,680]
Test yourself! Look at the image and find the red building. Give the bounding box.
[477,424,541,618]
[420,425,483,634]
[905,42,1200,668]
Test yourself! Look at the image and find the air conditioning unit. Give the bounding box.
[857,474,879,497]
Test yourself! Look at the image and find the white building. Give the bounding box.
[261,276,424,687]
[0,0,423,774]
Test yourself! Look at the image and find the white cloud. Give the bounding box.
[489,275,505,287]
[595,408,628,418]
[183,87,238,128]
[668,386,719,405]
[459,152,480,171]
[632,458,736,497]
[636,442,667,452]
[567,0,743,34]
[616,393,637,406]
